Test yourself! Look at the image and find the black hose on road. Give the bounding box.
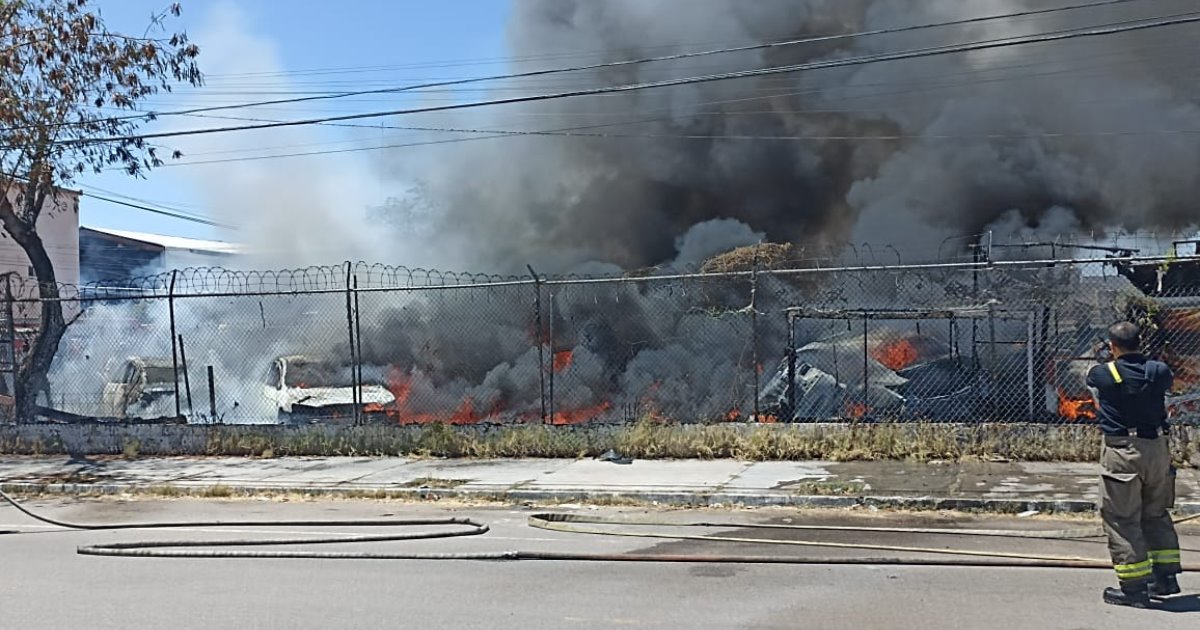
[2,487,1196,570]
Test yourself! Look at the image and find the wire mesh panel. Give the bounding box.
[548,274,757,424]
[355,282,543,425]
[179,292,355,424]
[45,295,175,420]
[767,307,1034,422]
[0,256,1194,426]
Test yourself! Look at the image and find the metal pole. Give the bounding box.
[344,263,359,426]
[1026,314,1036,421]
[989,307,998,419]
[168,270,180,418]
[971,246,980,369]
[4,274,17,422]
[785,312,796,423]
[207,365,217,424]
[547,290,556,425]
[862,314,869,417]
[179,334,193,418]
[350,277,360,424]
[527,266,547,423]
[750,247,761,422]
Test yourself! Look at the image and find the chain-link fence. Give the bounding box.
[1,255,1199,426]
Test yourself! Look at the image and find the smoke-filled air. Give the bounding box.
[45,1,1200,426]
[371,0,1200,272]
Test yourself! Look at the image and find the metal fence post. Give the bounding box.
[344,262,360,426]
[750,250,761,423]
[784,310,796,423]
[353,276,364,426]
[1026,313,1036,421]
[862,313,869,418]
[988,305,998,420]
[207,365,217,424]
[168,270,180,418]
[527,266,547,423]
[547,289,556,425]
[179,334,194,418]
[4,273,18,423]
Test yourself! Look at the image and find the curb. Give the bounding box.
[6,480,1200,516]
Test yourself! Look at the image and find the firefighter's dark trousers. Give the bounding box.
[1101,435,1182,585]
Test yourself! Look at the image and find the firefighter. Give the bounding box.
[1087,321,1183,608]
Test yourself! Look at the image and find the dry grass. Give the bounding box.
[3,421,1197,466]
[192,422,1196,466]
[700,243,797,273]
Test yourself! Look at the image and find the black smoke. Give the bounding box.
[378,0,1200,272]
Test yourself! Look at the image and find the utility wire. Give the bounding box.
[0,0,1155,135]
[153,125,1200,168]
[40,10,1200,150]
[152,33,1200,158]
[191,0,1147,81]
[79,191,233,229]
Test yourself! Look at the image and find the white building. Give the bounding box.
[0,187,81,287]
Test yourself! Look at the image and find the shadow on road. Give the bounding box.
[1157,595,1200,613]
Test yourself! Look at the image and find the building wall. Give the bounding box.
[1,188,81,286]
[2,187,82,326]
[78,228,163,285]
[161,248,234,272]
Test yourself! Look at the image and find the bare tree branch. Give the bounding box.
[0,0,202,421]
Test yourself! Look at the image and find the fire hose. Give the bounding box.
[1,488,1197,569]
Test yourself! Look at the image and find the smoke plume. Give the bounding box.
[377,0,1200,272]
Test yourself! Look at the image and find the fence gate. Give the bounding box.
[772,306,1040,423]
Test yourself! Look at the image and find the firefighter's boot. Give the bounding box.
[1150,572,1181,598]
[1103,583,1151,608]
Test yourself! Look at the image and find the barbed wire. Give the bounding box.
[0,250,1194,304]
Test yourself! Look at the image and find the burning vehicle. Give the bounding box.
[101,357,178,419]
[760,328,982,422]
[263,355,395,423]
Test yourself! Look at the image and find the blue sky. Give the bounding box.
[80,0,512,242]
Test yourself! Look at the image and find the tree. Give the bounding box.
[0,0,201,421]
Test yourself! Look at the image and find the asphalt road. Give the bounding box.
[1,497,1198,629]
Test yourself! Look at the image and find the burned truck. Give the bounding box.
[100,357,179,419]
[263,355,395,424]
[760,307,1009,422]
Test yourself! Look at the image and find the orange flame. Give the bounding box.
[1057,389,1097,421]
[871,338,920,371]
[551,402,612,425]
[553,349,574,372]
[725,409,742,422]
[845,403,870,418]
[373,365,610,426]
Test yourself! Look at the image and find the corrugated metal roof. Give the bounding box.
[82,226,241,254]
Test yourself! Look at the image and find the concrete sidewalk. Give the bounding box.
[2,455,1199,514]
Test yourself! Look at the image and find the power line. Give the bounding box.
[0,0,1154,135]
[79,191,233,229]
[42,10,1200,150]
[57,31,1200,146]
[151,125,1200,168]
[192,0,1154,82]
[156,36,1200,162]
[81,183,210,213]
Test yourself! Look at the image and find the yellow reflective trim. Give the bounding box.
[1115,560,1153,579]
[1116,569,1153,580]
[1150,550,1182,564]
[1107,362,1123,384]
